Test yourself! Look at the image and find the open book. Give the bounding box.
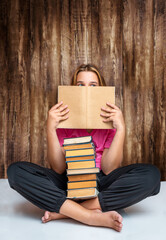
[58,86,115,129]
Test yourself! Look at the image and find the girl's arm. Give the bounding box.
[47,128,66,174]
[47,101,69,174]
[100,103,125,175]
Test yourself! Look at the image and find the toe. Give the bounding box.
[42,211,51,223]
[45,211,50,220]
[113,211,123,223]
[115,222,123,228]
[115,226,120,232]
[115,223,123,232]
[42,216,46,223]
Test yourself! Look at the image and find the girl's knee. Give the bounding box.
[144,164,161,194]
[7,161,22,187]
[148,164,160,183]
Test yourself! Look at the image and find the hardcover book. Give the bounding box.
[63,142,95,150]
[67,180,97,189]
[67,160,96,169]
[65,148,95,158]
[58,86,115,129]
[63,136,92,145]
[66,167,100,175]
[67,173,98,182]
[67,187,99,199]
[65,156,95,161]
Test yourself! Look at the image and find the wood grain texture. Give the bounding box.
[153,0,166,178]
[123,0,155,166]
[0,0,165,179]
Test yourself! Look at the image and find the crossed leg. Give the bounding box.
[42,198,123,232]
[42,196,102,222]
[7,161,123,232]
[42,163,160,232]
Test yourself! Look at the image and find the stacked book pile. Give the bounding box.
[63,135,100,200]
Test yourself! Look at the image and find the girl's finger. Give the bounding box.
[103,116,114,122]
[106,102,120,110]
[101,107,111,113]
[53,104,68,113]
[60,114,69,121]
[50,101,64,111]
[101,107,117,113]
[100,112,115,118]
[109,109,117,113]
[60,109,70,116]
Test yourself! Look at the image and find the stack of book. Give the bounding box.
[63,135,100,200]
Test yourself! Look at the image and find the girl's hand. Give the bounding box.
[100,103,125,132]
[47,101,69,132]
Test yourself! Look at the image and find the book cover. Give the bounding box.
[67,160,96,169]
[63,142,95,150]
[67,173,98,182]
[65,148,95,158]
[67,180,97,189]
[58,86,115,129]
[63,136,93,145]
[66,158,95,163]
[66,167,100,175]
[65,156,95,161]
[67,187,99,199]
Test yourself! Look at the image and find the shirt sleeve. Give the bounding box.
[104,129,116,149]
[56,128,68,146]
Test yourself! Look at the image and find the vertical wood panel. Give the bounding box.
[98,0,123,88]
[0,0,8,177]
[0,0,31,177]
[29,0,62,167]
[153,0,166,177]
[0,0,166,179]
[61,0,73,85]
[123,0,155,166]
[71,0,92,68]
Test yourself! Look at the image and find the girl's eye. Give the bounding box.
[77,84,97,86]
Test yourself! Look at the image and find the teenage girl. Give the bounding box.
[7,64,160,232]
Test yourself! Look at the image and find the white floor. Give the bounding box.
[0,180,166,240]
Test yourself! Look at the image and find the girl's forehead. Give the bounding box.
[77,71,99,82]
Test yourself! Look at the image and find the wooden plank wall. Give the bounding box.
[0,0,165,179]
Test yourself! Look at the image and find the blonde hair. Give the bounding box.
[71,64,106,86]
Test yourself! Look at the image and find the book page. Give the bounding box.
[87,86,115,129]
[57,86,86,128]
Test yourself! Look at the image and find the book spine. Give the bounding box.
[66,187,97,192]
[67,184,97,190]
[66,154,95,159]
[63,140,93,147]
[66,158,95,163]
[63,136,92,145]
[66,167,100,175]
[65,147,95,152]
[68,178,98,183]
[64,135,92,141]
[67,174,98,182]
[63,142,96,150]
[65,148,96,157]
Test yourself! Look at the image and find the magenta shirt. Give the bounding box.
[56,128,116,170]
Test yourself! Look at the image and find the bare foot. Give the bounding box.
[42,209,102,223]
[41,210,123,232]
[42,211,64,223]
[90,210,123,232]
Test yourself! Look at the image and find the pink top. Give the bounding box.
[56,128,116,170]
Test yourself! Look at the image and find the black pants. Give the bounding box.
[7,161,160,213]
